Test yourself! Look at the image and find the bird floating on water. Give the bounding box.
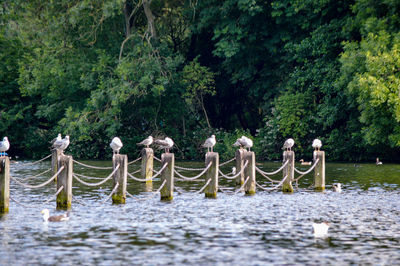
[0,137,10,157]
[312,222,330,237]
[110,137,123,154]
[376,158,382,165]
[299,159,311,166]
[203,135,216,153]
[333,183,342,193]
[231,167,236,175]
[52,135,70,154]
[41,209,70,222]
[282,138,294,151]
[238,136,253,151]
[137,136,153,148]
[312,139,322,151]
[154,137,174,153]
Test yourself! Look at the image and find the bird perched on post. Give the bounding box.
[312,139,322,151]
[203,135,216,153]
[238,136,253,151]
[0,137,10,157]
[154,137,174,153]
[52,135,70,154]
[41,209,69,222]
[282,138,294,151]
[50,133,62,145]
[110,137,123,154]
[137,136,153,148]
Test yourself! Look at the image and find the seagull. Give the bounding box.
[0,137,10,157]
[233,139,242,148]
[154,137,174,153]
[52,135,70,154]
[231,167,236,175]
[312,139,322,151]
[376,158,382,165]
[312,222,330,237]
[333,183,342,193]
[110,137,123,154]
[137,136,153,148]
[203,135,216,153]
[282,138,294,151]
[238,136,253,151]
[41,209,70,222]
[50,133,62,145]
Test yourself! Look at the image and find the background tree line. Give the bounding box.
[1,0,400,161]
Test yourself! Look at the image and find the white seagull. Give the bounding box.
[233,139,242,148]
[282,138,294,151]
[137,136,153,148]
[110,137,123,154]
[50,133,62,145]
[203,135,216,153]
[41,209,70,222]
[312,222,330,237]
[312,139,322,151]
[333,183,342,193]
[0,137,10,157]
[154,137,174,153]
[231,167,236,175]
[238,136,253,151]
[52,135,70,154]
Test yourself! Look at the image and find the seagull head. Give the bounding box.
[211,135,216,139]
[3,137,8,141]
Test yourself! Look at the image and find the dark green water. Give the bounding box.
[1,158,400,265]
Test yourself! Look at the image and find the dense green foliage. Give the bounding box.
[1,0,400,161]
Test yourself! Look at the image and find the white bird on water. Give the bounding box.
[41,209,70,222]
[50,133,62,145]
[282,138,294,151]
[137,136,153,148]
[203,135,216,153]
[238,136,253,151]
[110,137,123,154]
[154,137,174,153]
[333,183,342,193]
[0,137,10,157]
[52,135,70,154]
[312,139,322,151]
[312,222,330,237]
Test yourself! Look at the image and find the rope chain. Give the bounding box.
[255,160,289,176]
[152,163,169,179]
[128,157,141,165]
[43,185,64,204]
[219,157,235,166]
[127,163,169,182]
[72,194,88,206]
[197,178,211,194]
[234,176,250,194]
[154,156,162,162]
[100,182,119,204]
[73,160,113,170]
[255,175,287,191]
[9,166,64,189]
[174,165,206,171]
[14,168,52,182]
[294,158,320,175]
[20,154,52,166]
[173,162,212,181]
[73,172,104,180]
[256,167,282,183]
[9,196,30,208]
[73,164,120,187]
[218,161,248,180]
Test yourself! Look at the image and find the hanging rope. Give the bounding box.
[255,160,289,176]
[43,185,64,205]
[14,168,52,182]
[72,194,88,206]
[154,156,162,162]
[218,161,248,180]
[255,175,287,191]
[73,160,113,170]
[100,182,119,204]
[174,162,212,181]
[152,163,169,179]
[73,164,120,187]
[197,178,212,194]
[129,169,141,175]
[127,172,149,182]
[9,196,30,208]
[294,158,319,175]
[234,176,250,194]
[175,165,207,171]
[20,154,52,166]
[128,157,141,165]
[219,157,235,166]
[127,162,169,182]
[73,172,104,180]
[9,166,64,189]
[256,168,282,183]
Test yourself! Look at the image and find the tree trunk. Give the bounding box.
[200,93,211,128]
[142,0,156,39]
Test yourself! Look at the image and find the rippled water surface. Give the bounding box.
[1,158,400,265]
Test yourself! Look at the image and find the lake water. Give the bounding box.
[1,157,400,265]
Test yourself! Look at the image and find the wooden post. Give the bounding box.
[141,148,153,182]
[282,151,294,193]
[243,151,256,195]
[112,154,127,204]
[57,154,72,210]
[205,152,219,198]
[235,149,245,186]
[51,149,61,182]
[0,157,10,213]
[160,153,174,200]
[313,150,325,191]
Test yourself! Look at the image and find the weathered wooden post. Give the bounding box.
[282,151,294,193]
[313,150,325,191]
[205,152,219,198]
[51,149,61,182]
[0,157,10,213]
[57,154,72,210]
[160,153,174,200]
[141,148,153,183]
[235,149,245,186]
[112,154,127,204]
[243,151,256,195]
